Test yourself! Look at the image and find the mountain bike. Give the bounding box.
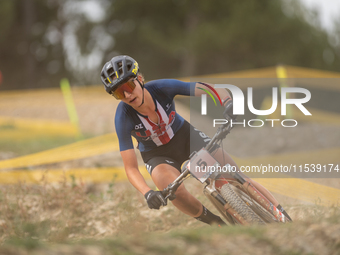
[161,122,291,225]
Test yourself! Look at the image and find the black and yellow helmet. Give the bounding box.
[100,55,139,95]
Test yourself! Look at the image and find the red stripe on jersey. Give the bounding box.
[156,109,171,144]
[144,111,171,145]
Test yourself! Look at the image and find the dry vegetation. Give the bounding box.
[0,177,339,255]
[0,177,208,243]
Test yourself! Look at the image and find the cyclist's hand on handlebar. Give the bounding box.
[223,100,236,120]
[144,190,167,209]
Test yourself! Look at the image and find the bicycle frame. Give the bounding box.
[161,123,287,224]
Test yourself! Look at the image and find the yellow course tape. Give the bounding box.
[0,166,338,207]
[0,167,149,184]
[294,108,340,125]
[181,66,340,90]
[0,133,119,170]
[254,178,340,207]
[234,147,340,167]
[276,65,293,119]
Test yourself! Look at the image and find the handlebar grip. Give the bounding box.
[160,190,168,198]
[161,189,176,201]
[168,193,176,201]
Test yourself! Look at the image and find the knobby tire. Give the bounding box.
[220,184,265,225]
[203,189,236,225]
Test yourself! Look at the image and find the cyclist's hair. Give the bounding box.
[138,72,145,83]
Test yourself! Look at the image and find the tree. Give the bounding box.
[0,0,339,90]
[102,0,340,79]
[0,0,71,90]
[0,0,111,90]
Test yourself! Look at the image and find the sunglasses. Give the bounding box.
[111,78,137,99]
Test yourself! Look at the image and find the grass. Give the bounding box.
[0,178,104,244]
[0,178,339,254]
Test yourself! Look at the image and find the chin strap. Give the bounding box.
[137,78,145,107]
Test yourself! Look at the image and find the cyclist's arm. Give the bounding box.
[194,82,232,106]
[120,149,151,196]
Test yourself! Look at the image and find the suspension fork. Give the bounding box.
[204,181,248,225]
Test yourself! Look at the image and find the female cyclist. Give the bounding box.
[100,55,290,226]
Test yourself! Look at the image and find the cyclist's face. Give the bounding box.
[120,77,143,106]
[111,77,137,99]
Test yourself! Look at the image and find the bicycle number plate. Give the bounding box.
[188,148,220,183]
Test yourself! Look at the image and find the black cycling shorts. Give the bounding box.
[141,121,216,175]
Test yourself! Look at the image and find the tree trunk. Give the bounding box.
[23,0,35,88]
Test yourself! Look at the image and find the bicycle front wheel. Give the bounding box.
[220,183,265,225]
[232,185,277,223]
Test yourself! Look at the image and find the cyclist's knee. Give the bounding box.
[171,184,192,201]
[151,164,181,189]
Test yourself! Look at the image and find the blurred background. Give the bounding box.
[0,0,340,250]
[0,0,340,90]
[0,0,339,180]
[0,0,339,185]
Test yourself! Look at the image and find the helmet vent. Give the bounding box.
[101,55,138,95]
[118,68,123,77]
[107,67,114,76]
[110,74,116,81]
[101,73,109,84]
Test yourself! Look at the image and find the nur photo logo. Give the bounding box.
[200,84,312,128]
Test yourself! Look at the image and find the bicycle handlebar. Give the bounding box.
[205,122,233,152]
[161,168,190,201]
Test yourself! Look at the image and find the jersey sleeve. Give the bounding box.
[115,103,134,151]
[149,79,196,99]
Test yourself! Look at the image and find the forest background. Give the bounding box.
[0,0,340,90]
